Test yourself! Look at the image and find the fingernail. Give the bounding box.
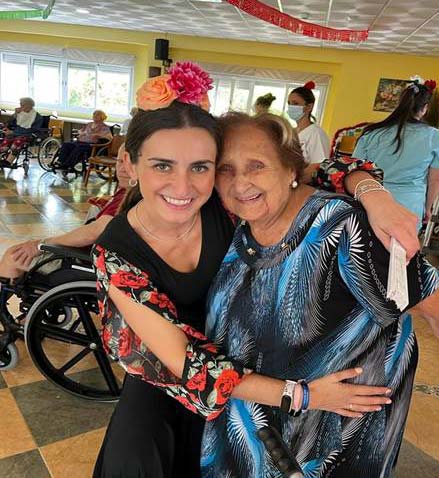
[385,399,392,404]
[385,389,392,395]
[355,367,363,374]
[375,406,382,411]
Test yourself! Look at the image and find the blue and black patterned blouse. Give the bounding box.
[201,191,439,478]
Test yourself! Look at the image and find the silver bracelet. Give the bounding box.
[354,179,387,201]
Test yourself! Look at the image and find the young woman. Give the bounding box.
[92,63,422,478]
[353,79,439,227]
[253,93,276,116]
[287,82,330,165]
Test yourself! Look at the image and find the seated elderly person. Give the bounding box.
[120,106,139,135]
[55,109,112,172]
[0,97,43,165]
[0,144,128,280]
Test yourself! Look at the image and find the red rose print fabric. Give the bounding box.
[312,157,383,193]
[92,244,244,420]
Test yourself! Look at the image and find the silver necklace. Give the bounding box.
[135,201,199,242]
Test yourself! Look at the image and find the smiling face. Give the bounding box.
[216,124,296,226]
[125,127,217,227]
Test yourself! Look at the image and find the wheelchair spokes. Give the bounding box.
[25,283,122,401]
[38,137,61,171]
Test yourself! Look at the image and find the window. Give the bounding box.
[33,60,61,106]
[67,64,96,109]
[1,54,29,102]
[97,68,130,115]
[0,51,133,118]
[209,74,328,124]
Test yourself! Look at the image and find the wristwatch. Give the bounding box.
[37,239,47,252]
[280,380,296,413]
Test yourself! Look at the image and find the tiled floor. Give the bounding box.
[0,160,438,477]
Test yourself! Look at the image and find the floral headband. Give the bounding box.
[136,61,213,112]
[409,75,437,94]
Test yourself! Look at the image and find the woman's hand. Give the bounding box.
[308,368,392,418]
[359,190,419,260]
[9,239,40,269]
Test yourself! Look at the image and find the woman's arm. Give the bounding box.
[314,158,419,259]
[425,167,439,223]
[109,283,392,419]
[345,171,419,259]
[9,215,112,269]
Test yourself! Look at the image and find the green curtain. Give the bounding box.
[0,0,55,20]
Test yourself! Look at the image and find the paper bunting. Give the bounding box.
[225,0,369,43]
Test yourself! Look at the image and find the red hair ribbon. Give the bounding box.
[304,81,316,90]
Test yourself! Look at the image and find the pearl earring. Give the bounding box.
[290,180,298,189]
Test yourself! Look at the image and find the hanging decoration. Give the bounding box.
[225,0,368,43]
[0,0,56,20]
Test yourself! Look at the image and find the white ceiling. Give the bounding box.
[3,0,439,56]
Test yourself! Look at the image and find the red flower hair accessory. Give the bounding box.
[304,81,316,90]
[424,79,437,93]
[168,61,213,105]
[136,61,213,112]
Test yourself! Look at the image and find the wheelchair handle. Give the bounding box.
[257,426,304,478]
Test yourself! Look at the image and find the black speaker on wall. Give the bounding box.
[155,39,169,61]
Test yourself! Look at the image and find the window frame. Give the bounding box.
[0,51,134,120]
[209,73,328,124]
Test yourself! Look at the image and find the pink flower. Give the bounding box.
[168,62,213,107]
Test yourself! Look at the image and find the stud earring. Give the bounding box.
[290,180,298,189]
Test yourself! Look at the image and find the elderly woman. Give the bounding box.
[56,109,112,172]
[99,108,439,478]
[0,97,42,165]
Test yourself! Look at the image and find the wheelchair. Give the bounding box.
[0,244,122,401]
[38,123,120,179]
[0,115,61,177]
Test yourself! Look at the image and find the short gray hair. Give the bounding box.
[20,97,35,108]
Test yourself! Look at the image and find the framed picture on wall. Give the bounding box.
[373,78,410,112]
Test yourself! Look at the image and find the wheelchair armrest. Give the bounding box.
[40,244,92,263]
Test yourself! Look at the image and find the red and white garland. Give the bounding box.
[225,0,369,43]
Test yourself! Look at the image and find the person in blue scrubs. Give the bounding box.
[353,81,439,228]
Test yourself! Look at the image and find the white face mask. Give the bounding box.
[287,104,305,121]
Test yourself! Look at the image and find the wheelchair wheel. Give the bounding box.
[0,342,19,371]
[38,137,61,171]
[25,281,122,401]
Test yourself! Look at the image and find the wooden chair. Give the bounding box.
[48,118,64,141]
[83,135,125,186]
